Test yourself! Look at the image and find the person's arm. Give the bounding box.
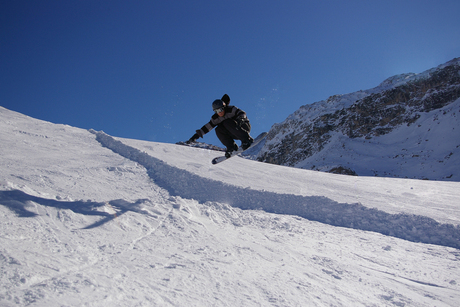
[188,114,220,142]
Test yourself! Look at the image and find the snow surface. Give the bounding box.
[288,97,460,180]
[1,106,460,306]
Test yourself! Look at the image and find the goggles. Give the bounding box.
[214,107,225,114]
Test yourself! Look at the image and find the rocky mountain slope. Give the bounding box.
[253,58,460,181]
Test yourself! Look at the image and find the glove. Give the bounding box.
[235,115,248,127]
[187,133,199,144]
[236,116,250,133]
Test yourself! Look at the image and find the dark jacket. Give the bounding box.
[195,105,249,138]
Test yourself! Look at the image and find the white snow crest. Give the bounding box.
[91,130,460,250]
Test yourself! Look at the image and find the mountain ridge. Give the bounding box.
[253,58,460,181]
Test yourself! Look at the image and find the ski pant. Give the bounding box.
[215,119,251,150]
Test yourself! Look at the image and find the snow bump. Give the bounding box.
[92,130,460,250]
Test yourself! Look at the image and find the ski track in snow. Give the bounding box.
[92,130,460,250]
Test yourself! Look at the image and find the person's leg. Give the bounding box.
[220,119,252,142]
[215,124,238,150]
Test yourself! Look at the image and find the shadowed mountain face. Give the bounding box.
[255,58,460,180]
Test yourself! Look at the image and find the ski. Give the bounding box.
[212,132,267,165]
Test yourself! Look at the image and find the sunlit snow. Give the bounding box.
[1,106,459,306]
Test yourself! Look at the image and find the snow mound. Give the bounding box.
[92,130,460,249]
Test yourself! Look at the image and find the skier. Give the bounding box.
[188,94,254,158]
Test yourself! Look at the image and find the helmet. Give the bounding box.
[212,99,225,111]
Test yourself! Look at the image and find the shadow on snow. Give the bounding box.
[0,189,151,230]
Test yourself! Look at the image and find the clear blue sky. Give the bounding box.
[1,0,459,147]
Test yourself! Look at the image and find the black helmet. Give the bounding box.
[212,99,225,111]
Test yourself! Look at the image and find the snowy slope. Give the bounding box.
[255,58,460,181]
[1,106,460,306]
[293,97,460,179]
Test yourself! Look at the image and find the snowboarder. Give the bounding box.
[188,94,254,158]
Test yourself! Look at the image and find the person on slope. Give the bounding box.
[188,94,254,158]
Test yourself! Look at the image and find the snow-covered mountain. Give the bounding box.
[254,58,460,181]
[1,106,460,306]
